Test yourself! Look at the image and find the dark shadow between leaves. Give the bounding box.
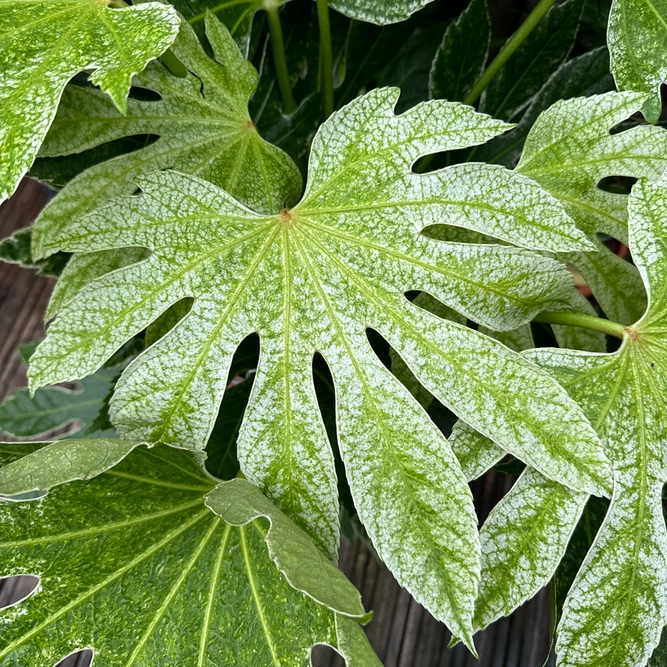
[0,575,39,609]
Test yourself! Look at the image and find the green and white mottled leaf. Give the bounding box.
[479,0,583,121]
[473,467,587,632]
[0,438,146,495]
[526,178,667,667]
[0,444,376,666]
[31,12,301,266]
[328,0,433,25]
[47,248,149,320]
[517,92,667,323]
[0,0,179,203]
[449,420,505,482]
[206,478,366,616]
[428,0,490,103]
[0,366,118,439]
[608,0,667,123]
[29,88,611,644]
[475,46,614,167]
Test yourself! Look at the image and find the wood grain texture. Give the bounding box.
[0,179,552,667]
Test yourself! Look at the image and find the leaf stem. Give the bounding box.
[462,0,557,106]
[266,3,296,115]
[534,311,627,340]
[316,0,334,119]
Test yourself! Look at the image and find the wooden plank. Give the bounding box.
[0,180,552,666]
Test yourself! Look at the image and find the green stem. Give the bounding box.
[266,4,296,114]
[316,0,334,120]
[160,50,187,78]
[462,0,557,106]
[534,311,627,340]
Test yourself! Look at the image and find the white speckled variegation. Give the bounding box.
[28,89,612,646]
[608,0,667,123]
[32,12,302,260]
[517,92,667,324]
[0,0,179,203]
[522,178,667,667]
[474,467,587,632]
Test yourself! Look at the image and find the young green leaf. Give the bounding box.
[0,0,179,204]
[206,477,366,617]
[0,438,147,495]
[429,0,490,104]
[0,445,376,666]
[517,92,667,323]
[29,88,611,643]
[526,178,667,667]
[0,365,118,439]
[328,0,433,25]
[607,0,667,122]
[31,11,302,266]
[479,0,584,121]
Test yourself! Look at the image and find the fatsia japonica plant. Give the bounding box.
[3,0,667,665]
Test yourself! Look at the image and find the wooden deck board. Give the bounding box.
[0,180,551,667]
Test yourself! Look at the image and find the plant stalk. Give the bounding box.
[266,3,296,114]
[534,311,627,340]
[462,0,558,106]
[316,0,334,119]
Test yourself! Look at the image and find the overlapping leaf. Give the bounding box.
[29,88,611,645]
[462,179,667,666]
[607,0,667,122]
[31,12,300,260]
[0,0,179,203]
[516,92,667,323]
[0,364,118,439]
[0,444,377,666]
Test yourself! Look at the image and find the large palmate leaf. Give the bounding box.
[529,178,667,667]
[473,178,667,666]
[0,444,376,666]
[0,0,179,203]
[607,0,667,123]
[29,88,611,645]
[516,92,667,324]
[31,12,301,261]
[0,364,118,439]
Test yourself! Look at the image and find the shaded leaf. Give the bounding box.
[479,0,584,121]
[475,46,613,167]
[0,227,69,276]
[0,445,376,666]
[328,0,434,25]
[0,366,118,439]
[0,0,179,203]
[429,0,491,103]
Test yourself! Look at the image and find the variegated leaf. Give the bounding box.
[517,92,667,323]
[608,0,667,123]
[0,444,378,666]
[29,88,611,645]
[0,0,179,203]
